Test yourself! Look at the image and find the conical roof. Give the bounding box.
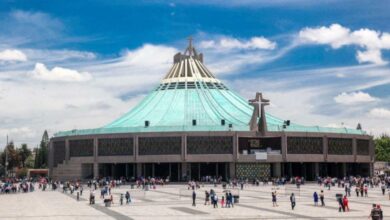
[103,40,257,131]
[54,40,366,137]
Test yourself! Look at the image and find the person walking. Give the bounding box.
[290,193,296,210]
[192,190,196,206]
[355,186,359,197]
[313,192,319,206]
[381,183,386,196]
[213,194,219,208]
[125,191,130,204]
[229,192,234,208]
[337,196,345,212]
[89,189,95,205]
[205,191,210,205]
[368,204,381,220]
[272,191,278,207]
[364,185,368,197]
[342,195,349,211]
[221,196,225,208]
[319,190,325,206]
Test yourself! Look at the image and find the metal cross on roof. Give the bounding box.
[184,36,197,56]
[249,92,270,134]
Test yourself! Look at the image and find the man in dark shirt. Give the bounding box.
[192,190,196,206]
[369,204,381,220]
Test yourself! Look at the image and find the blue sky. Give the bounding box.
[1,0,390,146]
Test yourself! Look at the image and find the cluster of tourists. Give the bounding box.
[0,179,35,193]
[0,177,52,194]
[135,177,167,189]
[191,188,236,208]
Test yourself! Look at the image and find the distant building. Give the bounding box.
[49,40,374,181]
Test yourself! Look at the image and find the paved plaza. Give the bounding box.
[0,183,389,220]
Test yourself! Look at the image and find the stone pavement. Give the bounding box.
[1,183,390,220]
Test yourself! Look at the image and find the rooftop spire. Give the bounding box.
[184,36,198,56]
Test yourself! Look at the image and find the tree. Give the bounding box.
[375,134,390,162]
[34,130,49,168]
[18,144,32,168]
[0,141,21,171]
[25,154,35,168]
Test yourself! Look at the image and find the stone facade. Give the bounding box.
[49,131,374,181]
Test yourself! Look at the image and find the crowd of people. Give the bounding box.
[0,177,52,194]
[2,174,390,219]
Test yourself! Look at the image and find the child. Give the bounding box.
[342,195,349,211]
[221,196,225,208]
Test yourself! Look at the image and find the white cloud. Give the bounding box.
[299,24,351,49]
[200,36,276,50]
[298,24,390,64]
[25,49,96,62]
[0,49,27,62]
[122,44,177,66]
[0,127,36,142]
[334,91,377,105]
[368,108,390,119]
[356,49,385,65]
[30,63,92,82]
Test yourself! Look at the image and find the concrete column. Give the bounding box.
[181,162,188,180]
[369,138,375,163]
[314,162,320,177]
[136,163,142,177]
[198,163,201,180]
[229,162,236,178]
[169,163,172,179]
[352,138,357,162]
[281,132,287,161]
[93,138,98,178]
[93,138,98,160]
[272,163,281,177]
[65,139,70,164]
[233,132,239,160]
[182,135,187,161]
[93,163,99,179]
[342,163,347,177]
[134,135,138,161]
[225,163,229,180]
[323,136,328,162]
[48,141,53,178]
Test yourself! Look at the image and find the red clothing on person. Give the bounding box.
[342,197,349,211]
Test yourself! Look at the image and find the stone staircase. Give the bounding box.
[51,157,83,181]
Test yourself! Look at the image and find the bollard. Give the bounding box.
[77,192,80,201]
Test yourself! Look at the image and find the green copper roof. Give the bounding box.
[54,43,366,137]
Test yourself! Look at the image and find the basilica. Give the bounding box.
[49,40,374,181]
